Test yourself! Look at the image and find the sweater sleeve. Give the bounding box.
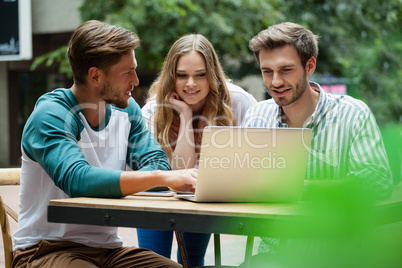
[126,98,171,171]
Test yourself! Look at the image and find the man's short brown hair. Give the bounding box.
[249,22,319,67]
[68,20,140,85]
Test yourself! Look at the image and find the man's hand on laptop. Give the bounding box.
[166,168,198,193]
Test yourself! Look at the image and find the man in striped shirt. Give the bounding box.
[240,22,393,267]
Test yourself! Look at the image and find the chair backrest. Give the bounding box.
[0,168,20,268]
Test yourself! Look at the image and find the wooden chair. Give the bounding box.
[0,168,20,268]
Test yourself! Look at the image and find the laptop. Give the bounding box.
[176,126,313,203]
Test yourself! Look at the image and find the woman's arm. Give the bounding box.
[169,93,198,169]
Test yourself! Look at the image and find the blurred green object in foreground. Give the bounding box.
[247,180,402,268]
[381,123,402,185]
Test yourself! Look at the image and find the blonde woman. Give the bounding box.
[138,34,257,267]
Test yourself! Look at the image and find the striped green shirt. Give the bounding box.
[242,82,393,198]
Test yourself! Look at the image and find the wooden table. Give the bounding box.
[48,190,402,267]
[48,196,307,235]
[47,196,308,267]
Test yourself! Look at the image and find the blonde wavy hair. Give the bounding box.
[147,34,236,159]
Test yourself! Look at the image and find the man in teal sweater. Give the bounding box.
[12,20,196,268]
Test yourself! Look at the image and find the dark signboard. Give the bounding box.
[0,0,32,60]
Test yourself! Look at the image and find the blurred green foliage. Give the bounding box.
[78,0,282,71]
[30,0,401,124]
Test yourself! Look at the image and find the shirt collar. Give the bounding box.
[305,82,328,128]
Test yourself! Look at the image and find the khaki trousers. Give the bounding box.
[12,240,182,268]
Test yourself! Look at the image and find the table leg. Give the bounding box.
[244,236,254,268]
[175,231,189,268]
[214,233,221,266]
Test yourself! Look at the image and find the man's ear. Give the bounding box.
[306,57,316,75]
[87,67,102,86]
